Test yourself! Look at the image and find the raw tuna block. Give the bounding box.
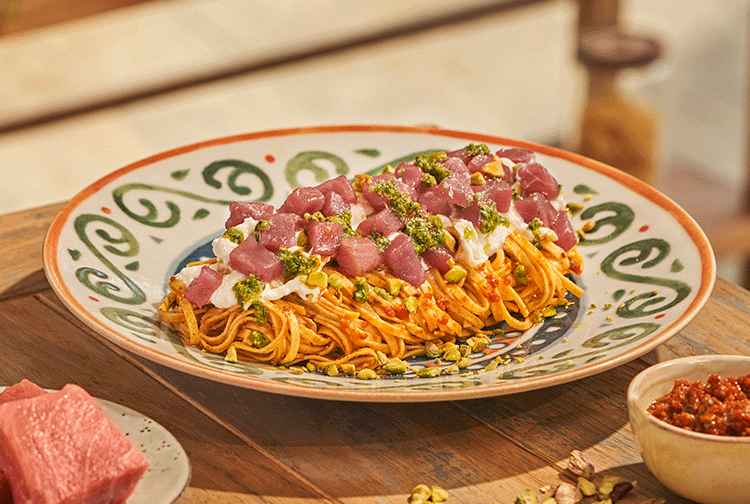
[0,379,47,404]
[0,380,48,504]
[0,384,150,504]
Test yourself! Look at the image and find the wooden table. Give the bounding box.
[2,202,748,504]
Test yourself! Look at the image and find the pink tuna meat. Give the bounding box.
[516,162,560,200]
[362,174,412,210]
[257,213,306,253]
[0,384,149,504]
[278,187,325,216]
[495,147,535,165]
[421,246,453,274]
[335,237,384,277]
[384,233,426,287]
[225,201,274,228]
[356,207,402,236]
[0,380,48,504]
[315,175,357,204]
[307,220,343,256]
[321,191,349,217]
[0,380,46,404]
[229,237,283,282]
[183,265,223,307]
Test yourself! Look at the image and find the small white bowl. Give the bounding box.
[627,355,750,504]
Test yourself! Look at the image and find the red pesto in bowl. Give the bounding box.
[647,373,750,436]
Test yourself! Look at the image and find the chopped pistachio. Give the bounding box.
[416,367,441,378]
[541,305,557,318]
[387,277,403,296]
[341,363,356,376]
[482,161,506,178]
[577,477,597,497]
[328,273,343,290]
[443,346,461,362]
[424,341,442,358]
[289,367,304,375]
[357,368,378,380]
[383,359,408,375]
[411,484,431,499]
[376,350,389,365]
[404,296,418,313]
[444,364,459,375]
[305,362,317,372]
[467,335,490,352]
[541,499,557,504]
[457,356,472,369]
[470,172,487,185]
[515,488,538,504]
[459,344,471,357]
[306,270,328,288]
[323,364,339,377]
[430,486,449,502]
[224,346,238,363]
[444,264,468,283]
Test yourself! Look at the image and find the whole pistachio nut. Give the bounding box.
[567,450,595,478]
[341,363,356,375]
[430,486,449,502]
[514,488,538,504]
[553,482,582,504]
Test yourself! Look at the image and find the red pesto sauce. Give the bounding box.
[647,374,750,436]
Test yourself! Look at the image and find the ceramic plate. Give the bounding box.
[0,387,191,503]
[43,126,715,402]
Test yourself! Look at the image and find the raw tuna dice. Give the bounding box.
[516,162,560,200]
[321,190,349,217]
[495,147,535,165]
[393,162,423,193]
[335,237,384,277]
[513,193,558,226]
[356,207,402,236]
[466,154,496,174]
[480,179,513,213]
[421,246,453,274]
[183,265,223,307]
[308,220,343,256]
[417,187,452,216]
[384,233,426,287]
[315,175,357,204]
[278,187,325,216]
[0,384,149,504]
[257,213,306,253]
[225,201,274,228]
[229,237,283,282]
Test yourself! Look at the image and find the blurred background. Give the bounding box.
[0,0,748,283]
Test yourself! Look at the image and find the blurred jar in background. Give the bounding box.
[576,27,664,186]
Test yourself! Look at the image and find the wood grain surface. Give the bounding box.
[2,202,748,504]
